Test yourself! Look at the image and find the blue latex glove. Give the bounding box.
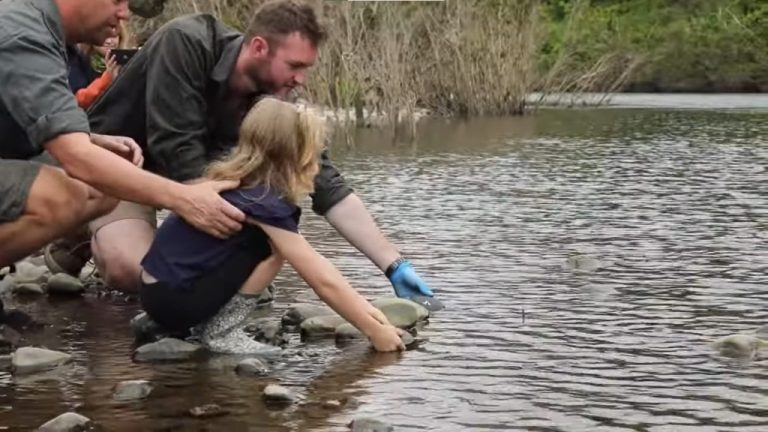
[388,260,434,299]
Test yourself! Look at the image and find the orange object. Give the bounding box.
[75,71,113,109]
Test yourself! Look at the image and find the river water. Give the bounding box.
[2,95,768,431]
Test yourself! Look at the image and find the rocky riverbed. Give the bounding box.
[0,255,430,431]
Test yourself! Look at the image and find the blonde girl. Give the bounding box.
[139,98,404,354]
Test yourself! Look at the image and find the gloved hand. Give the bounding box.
[388,260,434,299]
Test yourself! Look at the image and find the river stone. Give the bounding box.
[0,354,11,370]
[400,331,417,350]
[256,283,276,305]
[129,0,167,18]
[282,304,335,327]
[335,323,363,342]
[12,347,72,374]
[235,357,269,376]
[564,254,604,272]
[46,274,85,295]
[300,315,347,338]
[12,283,45,296]
[113,379,154,401]
[189,403,229,418]
[133,338,202,362]
[262,384,295,405]
[347,417,394,432]
[1,308,40,331]
[371,298,429,329]
[246,318,287,346]
[712,334,767,359]
[37,412,91,432]
[0,325,21,354]
[130,312,165,343]
[12,261,50,284]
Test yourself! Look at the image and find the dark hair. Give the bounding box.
[245,0,326,48]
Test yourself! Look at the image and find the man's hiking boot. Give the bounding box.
[44,230,92,277]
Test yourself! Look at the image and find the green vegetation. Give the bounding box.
[131,0,768,122]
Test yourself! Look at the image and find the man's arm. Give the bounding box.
[314,151,438,307]
[0,33,243,239]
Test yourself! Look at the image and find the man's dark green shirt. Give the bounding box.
[88,14,353,215]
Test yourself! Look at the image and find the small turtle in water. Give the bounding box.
[712,334,768,359]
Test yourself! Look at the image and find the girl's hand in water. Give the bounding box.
[369,324,405,352]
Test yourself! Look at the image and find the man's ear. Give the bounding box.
[247,36,270,59]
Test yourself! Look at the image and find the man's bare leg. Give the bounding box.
[91,218,155,292]
[0,166,116,266]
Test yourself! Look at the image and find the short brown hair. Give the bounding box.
[245,0,326,47]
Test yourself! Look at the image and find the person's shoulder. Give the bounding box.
[154,13,231,44]
[0,0,48,45]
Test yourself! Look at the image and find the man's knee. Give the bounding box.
[26,166,92,228]
[92,219,155,291]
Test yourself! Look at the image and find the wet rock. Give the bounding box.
[0,354,11,370]
[12,283,45,296]
[133,338,202,362]
[347,417,394,432]
[113,379,154,401]
[46,274,85,296]
[37,412,91,432]
[300,315,347,339]
[129,0,168,18]
[2,308,41,332]
[400,332,417,350]
[263,384,295,405]
[235,357,269,376]
[712,334,767,359]
[11,261,50,284]
[282,304,335,327]
[371,298,429,329]
[189,403,229,418]
[12,347,72,374]
[335,323,363,342]
[130,312,165,343]
[564,254,606,272]
[408,294,445,312]
[0,325,21,354]
[246,318,288,346]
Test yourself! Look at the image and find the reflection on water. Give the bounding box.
[2,100,768,431]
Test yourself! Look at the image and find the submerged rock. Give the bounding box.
[282,304,335,327]
[189,403,229,418]
[113,379,154,401]
[712,334,768,359]
[300,315,347,338]
[11,347,71,374]
[235,357,269,376]
[37,412,91,432]
[0,325,21,354]
[263,384,295,405]
[347,417,394,432]
[133,338,202,362]
[564,254,607,272]
[130,312,165,343]
[46,274,85,296]
[335,323,363,342]
[12,283,45,296]
[246,318,288,346]
[371,298,429,329]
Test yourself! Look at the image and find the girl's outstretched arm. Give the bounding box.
[252,221,405,352]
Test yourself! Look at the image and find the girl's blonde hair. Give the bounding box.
[205,98,325,204]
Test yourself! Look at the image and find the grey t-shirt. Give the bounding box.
[0,0,90,159]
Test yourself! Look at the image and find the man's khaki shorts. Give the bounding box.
[89,200,157,234]
[0,159,43,223]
